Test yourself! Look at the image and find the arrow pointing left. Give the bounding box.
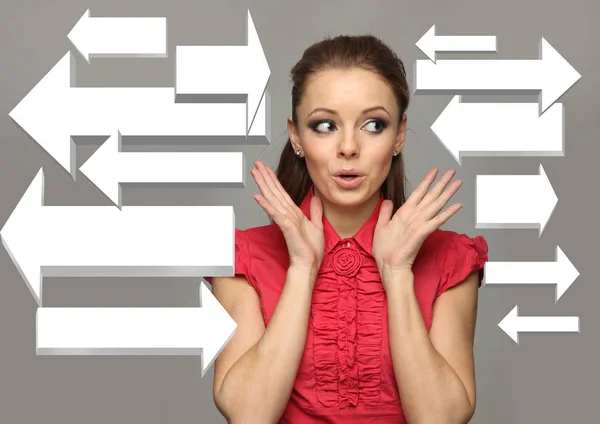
[431,95,564,165]
[36,281,237,377]
[80,131,246,208]
[8,51,271,180]
[416,24,497,62]
[498,305,579,344]
[68,9,167,63]
[0,168,235,307]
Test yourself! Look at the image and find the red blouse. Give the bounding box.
[207,184,489,423]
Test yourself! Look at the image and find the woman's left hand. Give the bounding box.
[372,168,463,284]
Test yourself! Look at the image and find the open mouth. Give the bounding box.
[333,174,366,188]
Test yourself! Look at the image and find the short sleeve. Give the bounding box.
[204,228,254,288]
[436,232,489,297]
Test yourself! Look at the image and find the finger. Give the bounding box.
[264,163,297,209]
[253,193,297,232]
[376,199,394,228]
[405,168,439,206]
[423,178,463,221]
[419,169,457,208]
[309,195,324,229]
[429,202,463,229]
[251,164,288,216]
[255,161,283,201]
[253,193,282,222]
[255,161,293,214]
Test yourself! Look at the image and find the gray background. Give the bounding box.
[0,0,597,423]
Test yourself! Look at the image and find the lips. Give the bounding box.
[334,169,365,179]
[333,172,366,189]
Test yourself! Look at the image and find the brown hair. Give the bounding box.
[275,34,410,216]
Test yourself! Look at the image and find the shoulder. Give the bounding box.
[239,222,283,240]
[237,223,286,251]
[422,229,489,296]
[236,223,289,265]
[422,228,488,263]
[205,224,285,285]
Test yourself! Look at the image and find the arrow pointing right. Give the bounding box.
[483,245,579,302]
[36,281,237,377]
[498,305,579,344]
[175,10,270,134]
[414,37,581,114]
[476,164,558,237]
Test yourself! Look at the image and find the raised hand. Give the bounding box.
[251,160,326,270]
[372,168,463,281]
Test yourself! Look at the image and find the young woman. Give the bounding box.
[207,34,489,424]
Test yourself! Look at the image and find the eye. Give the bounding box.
[363,119,388,134]
[309,119,337,134]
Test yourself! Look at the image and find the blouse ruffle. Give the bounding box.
[437,232,489,297]
[311,240,384,408]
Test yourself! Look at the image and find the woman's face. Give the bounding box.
[288,68,407,208]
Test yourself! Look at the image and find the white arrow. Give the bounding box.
[416,24,497,62]
[36,281,237,377]
[431,95,564,165]
[68,9,167,63]
[483,246,579,302]
[0,168,236,307]
[498,305,579,344]
[476,164,558,237]
[175,10,270,134]
[80,132,246,208]
[8,50,271,180]
[414,37,581,114]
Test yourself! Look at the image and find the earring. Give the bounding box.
[295,149,303,157]
[392,150,398,156]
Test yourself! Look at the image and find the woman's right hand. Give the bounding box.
[251,160,325,271]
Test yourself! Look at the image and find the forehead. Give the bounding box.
[299,68,396,114]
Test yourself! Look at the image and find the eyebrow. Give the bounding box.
[306,106,390,119]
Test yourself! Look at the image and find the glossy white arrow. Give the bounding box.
[68,9,167,63]
[414,37,581,114]
[476,164,558,237]
[8,51,270,180]
[483,246,579,302]
[416,24,497,62]
[80,132,246,208]
[432,95,564,165]
[175,10,270,134]
[0,168,235,307]
[498,305,579,344]
[36,281,237,376]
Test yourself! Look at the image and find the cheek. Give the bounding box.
[368,151,394,178]
[301,138,334,169]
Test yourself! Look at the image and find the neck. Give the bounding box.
[314,187,381,239]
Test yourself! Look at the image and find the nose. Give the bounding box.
[336,132,359,159]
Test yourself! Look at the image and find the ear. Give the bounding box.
[394,113,408,153]
[287,116,302,151]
